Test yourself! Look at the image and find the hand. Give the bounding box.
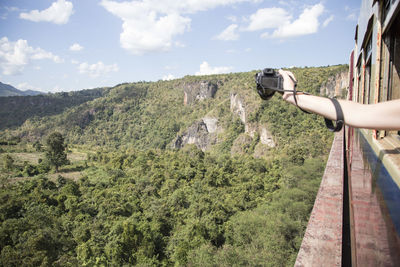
[278,69,297,101]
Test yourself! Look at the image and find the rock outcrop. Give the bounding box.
[231,93,276,148]
[173,117,218,151]
[228,92,276,156]
[259,126,275,147]
[175,92,276,154]
[320,71,349,98]
[202,116,218,133]
[183,81,218,105]
[230,93,246,123]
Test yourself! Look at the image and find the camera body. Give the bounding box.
[255,68,283,100]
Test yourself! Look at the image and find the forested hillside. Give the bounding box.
[0,65,348,266]
[0,88,107,130]
[1,65,346,154]
[0,82,42,97]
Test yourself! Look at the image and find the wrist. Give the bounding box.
[283,92,304,103]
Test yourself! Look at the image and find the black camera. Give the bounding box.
[255,68,283,100]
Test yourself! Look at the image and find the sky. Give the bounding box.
[0,0,361,93]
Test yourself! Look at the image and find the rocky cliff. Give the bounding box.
[173,117,219,151]
[175,90,275,155]
[183,81,218,105]
[319,70,349,97]
[175,69,351,156]
[230,93,276,148]
[2,65,347,158]
[230,93,246,123]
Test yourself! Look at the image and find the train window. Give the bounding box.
[366,37,372,60]
[380,34,390,102]
[383,0,392,22]
[382,14,400,136]
[384,15,400,100]
[364,62,372,104]
[389,22,400,101]
[357,63,362,103]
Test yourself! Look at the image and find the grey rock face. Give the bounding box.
[230,93,246,123]
[320,71,349,98]
[173,118,218,151]
[184,81,218,105]
[202,117,218,133]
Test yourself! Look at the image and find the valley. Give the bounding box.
[0,65,349,266]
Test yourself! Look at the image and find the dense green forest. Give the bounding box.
[0,65,347,266]
[0,88,107,130]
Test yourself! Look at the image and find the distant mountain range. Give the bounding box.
[0,82,43,96]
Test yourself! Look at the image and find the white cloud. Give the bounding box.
[215,24,239,41]
[100,0,258,54]
[0,37,63,75]
[226,15,238,23]
[245,3,326,39]
[269,3,325,38]
[4,6,21,12]
[52,85,66,92]
[162,74,175,80]
[104,3,190,55]
[175,41,186,48]
[246,7,291,31]
[195,61,233,76]
[323,15,334,27]
[78,61,119,78]
[17,82,44,92]
[346,13,357,21]
[1,6,21,20]
[19,0,74,24]
[69,43,84,51]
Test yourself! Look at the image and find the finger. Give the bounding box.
[278,69,288,78]
[285,70,297,82]
[279,69,296,82]
[279,69,296,90]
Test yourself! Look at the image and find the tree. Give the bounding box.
[33,141,43,152]
[3,154,14,171]
[45,132,68,172]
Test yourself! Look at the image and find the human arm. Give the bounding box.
[279,69,400,130]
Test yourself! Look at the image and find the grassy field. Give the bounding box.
[0,144,88,183]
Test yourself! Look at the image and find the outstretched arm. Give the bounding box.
[279,69,400,130]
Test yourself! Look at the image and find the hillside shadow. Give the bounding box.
[0,89,106,130]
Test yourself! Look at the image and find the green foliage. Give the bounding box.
[216,118,245,154]
[0,88,106,130]
[0,145,327,266]
[1,65,346,155]
[3,154,14,171]
[0,65,347,266]
[45,132,68,172]
[33,141,43,152]
[20,161,50,177]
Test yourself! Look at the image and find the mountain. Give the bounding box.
[0,64,349,266]
[0,82,43,96]
[0,88,108,130]
[1,65,348,157]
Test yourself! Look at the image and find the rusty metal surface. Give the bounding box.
[295,132,344,267]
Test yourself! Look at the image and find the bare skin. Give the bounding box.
[278,69,400,130]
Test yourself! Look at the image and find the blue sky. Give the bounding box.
[0,0,360,93]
